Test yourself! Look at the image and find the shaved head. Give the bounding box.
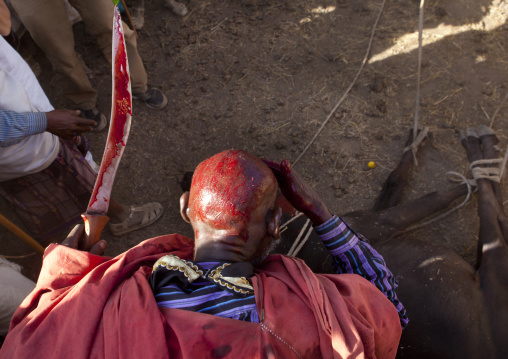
[188,149,278,242]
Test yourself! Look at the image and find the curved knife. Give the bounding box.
[81,4,132,249]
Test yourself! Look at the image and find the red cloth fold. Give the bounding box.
[0,234,400,359]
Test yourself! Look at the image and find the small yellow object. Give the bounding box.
[367,161,376,169]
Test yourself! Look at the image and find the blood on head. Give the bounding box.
[188,150,276,241]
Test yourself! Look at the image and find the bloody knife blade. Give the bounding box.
[81,4,132,248]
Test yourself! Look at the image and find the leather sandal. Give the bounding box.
[109,202,163,236]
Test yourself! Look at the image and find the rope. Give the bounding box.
[286,218,310,256]
[411,0,425,166]
[406,171,472,232]
[402,126,429,154]
[279,211,304,229]
[470,158,503,183]
[289,225,313,257]
[292,0,387,166]
[406,148,508,232]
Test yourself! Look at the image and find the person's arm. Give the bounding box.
[0,108,97,147]
[0,0,11,36]
[0,109,47,147]
[264,158,408,328]
[315,215,408,328]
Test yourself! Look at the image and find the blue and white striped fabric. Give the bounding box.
[316,215,409,328]
[0,109,47,147]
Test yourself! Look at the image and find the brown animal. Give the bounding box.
[283,126,508,358]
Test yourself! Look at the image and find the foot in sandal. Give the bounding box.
[108,202,163,236]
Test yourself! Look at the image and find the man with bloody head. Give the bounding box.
[184,149,282,263]
[149,149,406,355]
[1,149,404,358]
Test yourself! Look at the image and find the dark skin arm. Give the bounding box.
[263,159,332,226]
[46,109,96,139]
[0,0,10,36]
[60,224,107,255]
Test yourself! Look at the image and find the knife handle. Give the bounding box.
[81,213,110,250]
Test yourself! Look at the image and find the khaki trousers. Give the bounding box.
[11,0,148,110]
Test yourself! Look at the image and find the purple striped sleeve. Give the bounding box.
[315,215,409,328]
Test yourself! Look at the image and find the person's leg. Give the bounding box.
[70,0,147,94]
[0,259,35,336]
[11,0,97,110]
[72,0,167,109]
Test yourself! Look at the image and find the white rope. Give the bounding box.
[470,158,503,183]
[411,0,425,166]
[406,148,508,232]
[289,224,314,257]
[279,211,303,229]
[286,218,310,256]
[406,171,472,232]
[292,0,387,166]
[403,126,429,154]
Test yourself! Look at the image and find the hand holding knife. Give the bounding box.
[81,4,132,249]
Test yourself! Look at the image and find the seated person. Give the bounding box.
[0,150,404,358]
[0,1,162,242]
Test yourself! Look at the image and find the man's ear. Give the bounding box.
[180,192,191,223]
[267,206,282,239]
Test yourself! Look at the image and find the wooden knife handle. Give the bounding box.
[81,213,110,250]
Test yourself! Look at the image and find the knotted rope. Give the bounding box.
[406,147,508,232]
[403,126,429,155]
[470,158,503,183]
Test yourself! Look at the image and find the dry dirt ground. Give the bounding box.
[2,0,508,284]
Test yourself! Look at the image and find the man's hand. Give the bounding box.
[61,224,107,255]
[46,109,96,139]
[263,159,332,226]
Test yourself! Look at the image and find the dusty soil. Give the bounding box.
[2,0,508,282]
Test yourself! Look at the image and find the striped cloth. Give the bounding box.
[316,215,409,328]
[151,261,259,322]
[150,215,408,328]
[0,109,47,147]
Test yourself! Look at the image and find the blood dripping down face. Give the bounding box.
[188,149,277,242]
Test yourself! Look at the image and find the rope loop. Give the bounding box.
[469,158,503,183]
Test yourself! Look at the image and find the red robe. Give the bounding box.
[0,234,401,358]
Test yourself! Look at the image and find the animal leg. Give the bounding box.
[461,126,508,357]
[345,129,470,242]
[477,126,508,243]
[461,127,508,265]
[372,129,424,211]
[345,184,468,243]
